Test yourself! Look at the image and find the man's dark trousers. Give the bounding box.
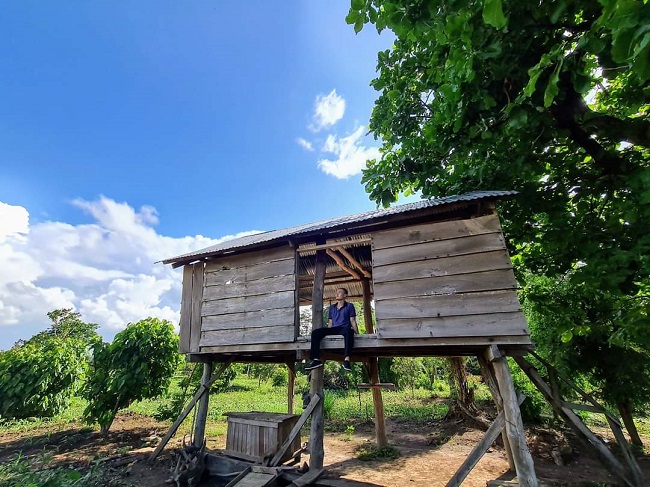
[310,325,354,360]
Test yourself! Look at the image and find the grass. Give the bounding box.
[355,444,401,461]
[4,372,647,448]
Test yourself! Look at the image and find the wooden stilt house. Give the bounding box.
[165,190,530,361]
[156,190,643,487]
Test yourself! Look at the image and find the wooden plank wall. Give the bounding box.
[200,246,297,347]
[179,262,205,354]
[372,214,530,340]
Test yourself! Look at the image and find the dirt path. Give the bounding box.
[1,412,649,486]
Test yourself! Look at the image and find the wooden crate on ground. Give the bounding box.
[223,412,301,463]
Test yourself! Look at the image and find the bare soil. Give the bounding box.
[1,411,649,486]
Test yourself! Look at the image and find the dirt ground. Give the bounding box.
[1,411,649,486]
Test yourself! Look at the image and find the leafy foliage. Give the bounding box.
[0,310,97,419]
[522,275,650,430]
[82,318,180,434]
[348,0,650,430]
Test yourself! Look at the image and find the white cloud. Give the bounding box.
[296,137,314,152]
[317,126,381,179]
[0,202,29,242]
[310,89,346,132]
[0,198,260,349]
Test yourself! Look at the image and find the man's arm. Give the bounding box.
[350,316,359,334]
[328,318,333,328]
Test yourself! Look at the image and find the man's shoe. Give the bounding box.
[342,360,352,372]
[305,359,323,370]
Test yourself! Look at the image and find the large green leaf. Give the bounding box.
[482,0,507,29]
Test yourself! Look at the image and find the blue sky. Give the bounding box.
[0,2,399,348]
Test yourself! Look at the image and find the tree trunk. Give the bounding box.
[449,357,475,407]
[617,400,643,447]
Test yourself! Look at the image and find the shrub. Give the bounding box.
[0,336,89,419]
[272,368,288,387]
[83,318,180,434]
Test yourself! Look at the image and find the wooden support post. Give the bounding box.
[268,393,321,467]
[361,278,388,447]
[309,248,327,470]
[478,354,515,472]
[446,394,525,487]
[287,362,296,414]
[367,357,387,447]
[193,361,213,447]
[487,346,538,487]
[513,356,639,486]
[150,361,232,461]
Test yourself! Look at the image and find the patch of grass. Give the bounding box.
[0,456,134,487]
[0,396,88,434]
[355,443,400,461]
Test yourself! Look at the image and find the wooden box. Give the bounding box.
[223,412,301,463]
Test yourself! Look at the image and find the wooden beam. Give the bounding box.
[297,238,372,253]
[326,249,361,280]
[287,362,296,414]
[190,262,204,353]
[513,356,637,486]
[446,394,524,487]
[309,248,327,471]
[367,357,388,447]
[267,393,321,467]
[489,349,537,487]
[150,361,232,461]
[336,246,371,278]
[361,279,374,334]
[290,468,325,487]
[193,361,213,447]
[478,354,515,472]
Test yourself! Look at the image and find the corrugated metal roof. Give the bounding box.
[163,190,516,265]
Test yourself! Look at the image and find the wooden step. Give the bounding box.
[226,466,279,487]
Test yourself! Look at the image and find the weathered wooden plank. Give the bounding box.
[200,324,295,346]
[374,269,517,301]
[446,410,506,487]
[268,394,320,467]
[375,290,521,320]
[373,232,506,267]
[205,258,295,286]
[372,214,502,250]
[206,245,293,271]
[204,274,295,301]
[373,250,512,283]
[491,353,537,486]
[202,307,294,331]
[190,262,204,353]
[179,265,194,353]
[202,290,295,316]
[150,362,232,461]
[197,334,533,355]
[376,312,529,339]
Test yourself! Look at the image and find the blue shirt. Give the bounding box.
[328,302,356,328]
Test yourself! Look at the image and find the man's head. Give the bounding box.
[335,288,348,300]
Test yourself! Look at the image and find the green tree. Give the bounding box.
[83,317,180,434]
[523,274,650,445]
[0,309,96,419]
[390,357,424,396]
[348,0,649,434]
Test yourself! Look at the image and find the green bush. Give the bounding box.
[83,318,180,434]
[272,368,288,387]
[0,336,88,419]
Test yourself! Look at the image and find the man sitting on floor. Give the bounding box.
[305,287,359,372]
